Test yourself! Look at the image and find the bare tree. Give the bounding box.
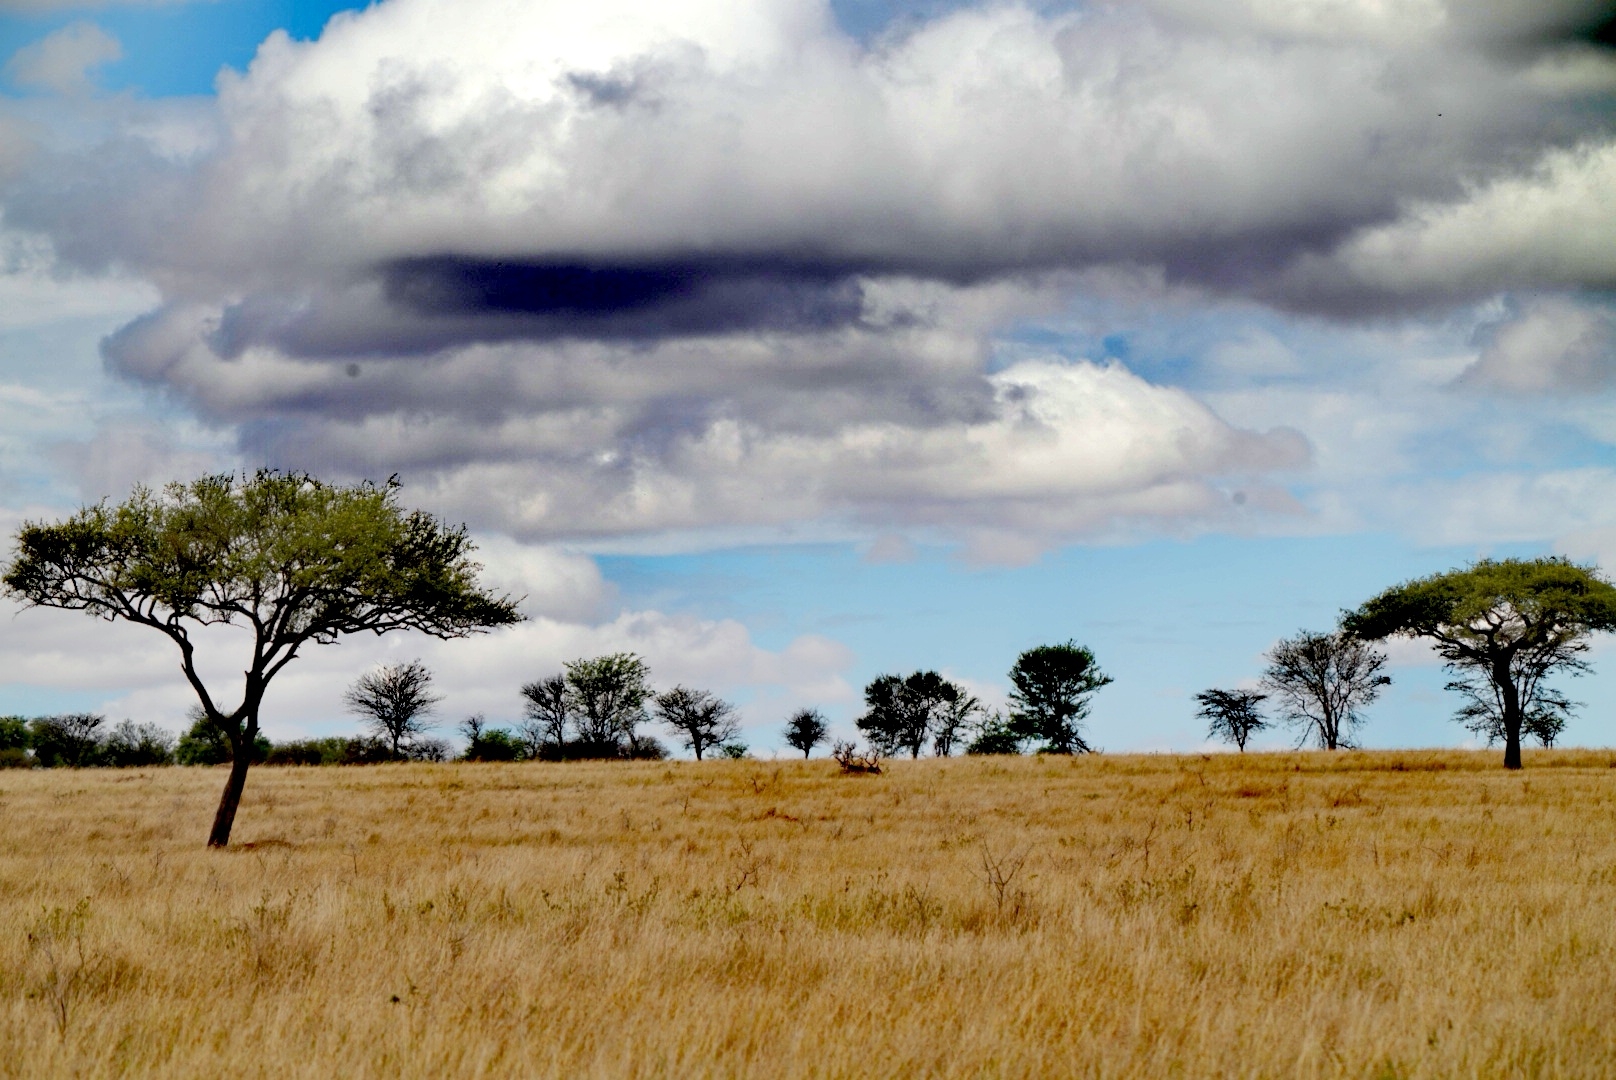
[932,690,981,757]
[1194,688,1269,751]
[782,708,829,758]
[344,660,442,759]
[518,674,569,758]
[654,685,739,760]
[1261,631,1389,750]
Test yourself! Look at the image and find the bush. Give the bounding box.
[0,716,28,753]
[717,743,749,759]
[265,736,393,766]
[101,721,176,767]
[966,712,1024,756]
[29,714,106,768]
[0,716,30,768]
[175,712,269,766]
[460,716,520,762]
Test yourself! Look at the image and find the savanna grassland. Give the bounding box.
[3,751,1616,1078]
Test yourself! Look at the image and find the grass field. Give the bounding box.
[3,750,1616,1078]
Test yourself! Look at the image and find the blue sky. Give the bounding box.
[0,0,1613,756]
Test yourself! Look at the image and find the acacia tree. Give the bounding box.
[1195,688,1269,751]
[857,671,967,758]
[2,472,521,846]
[344,659,442,759]
[1007,641,1111,753]
[782,708,829,758]
[654,685,739,760]
[1261,630,1388,750]
[565,652,652,756]
[518,674,569,758]
[1343,557,1616,768]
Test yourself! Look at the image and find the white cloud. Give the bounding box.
[1299,142,1616,310]
[0,571,857,745]
[4,22,121,97]
[1458,295,1616,393]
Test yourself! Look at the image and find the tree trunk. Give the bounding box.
[207,751,252,847]
[1498,661,1523,770]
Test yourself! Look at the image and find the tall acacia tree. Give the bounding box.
[2,472,521,846]
[1343,557,1616,769]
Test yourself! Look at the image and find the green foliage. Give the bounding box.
[100,721,175,767]
[0,715,28,752]
[858,671,974,758]
[459,715,520,762]
[1195,688,1269,751]
[965,711,1024,755]
[717,743,749,759]
[2,470,521,845]
[1345,557,1616,767]
[176,710,268,766]
[28,714,106,768]
[782,708,829,758]
[1007,641,1111,754]
[565,652,652,751]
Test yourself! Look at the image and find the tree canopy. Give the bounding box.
[1343,557,1616,768]
[783,708,829,759]
[654,685,739,760]
[2,471,521,845]
[857,671,972,758]
[564,652,653,755]
[1195,688,1268,751]
[1007,641,1111,753]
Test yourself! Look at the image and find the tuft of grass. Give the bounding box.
[0,750,1615,1076]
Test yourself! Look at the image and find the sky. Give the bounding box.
[0,0,1614,756]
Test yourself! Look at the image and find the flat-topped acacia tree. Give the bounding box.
[2,471,522,846]
[1343,557,1616,769]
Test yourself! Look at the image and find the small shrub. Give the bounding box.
[832,741,882,775]
[718,743,749,760]
[966,712,1024,755]
[460,716,521,762]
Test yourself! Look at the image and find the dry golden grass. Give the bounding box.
[3,750,1616,1077]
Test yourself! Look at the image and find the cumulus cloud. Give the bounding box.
[4,22,121,96]
[1458,295,1616,392]
[3,0,1612,552]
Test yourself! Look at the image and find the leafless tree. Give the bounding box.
[344,660,442,759]
[654,685,739,760]
[519,674,569,758]
[1261,630,1389,750]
